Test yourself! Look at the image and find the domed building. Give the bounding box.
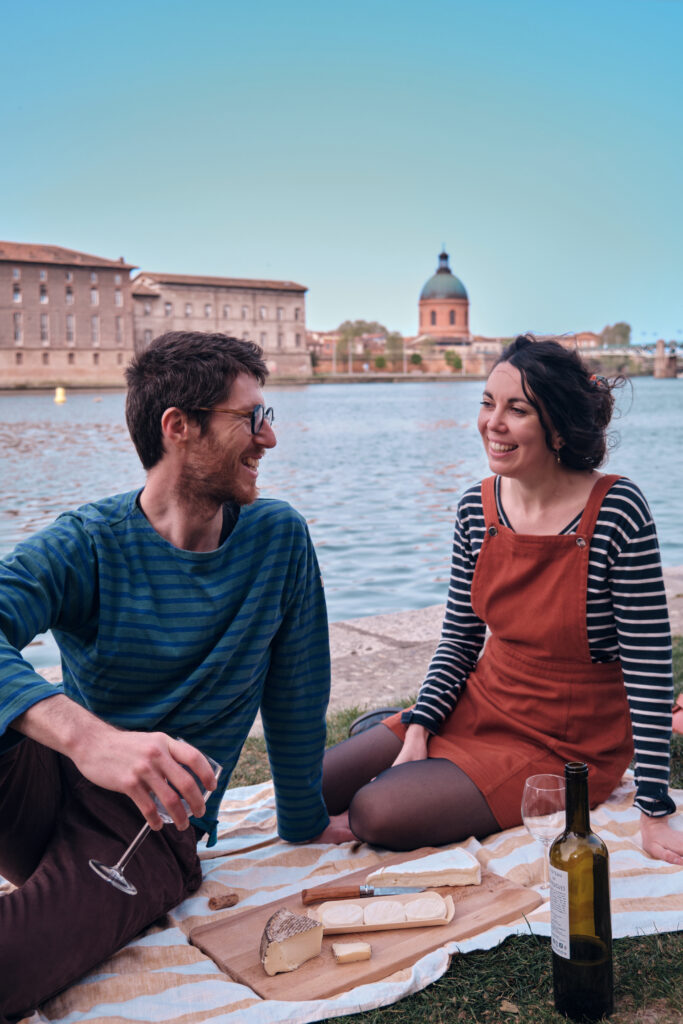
[418,250,470,341]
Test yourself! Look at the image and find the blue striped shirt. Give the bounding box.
[404,477,675,817]
[0,491,331,842]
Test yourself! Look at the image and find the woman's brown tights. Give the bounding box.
[322,724,499,850]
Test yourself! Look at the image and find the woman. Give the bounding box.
[323,336,682,864]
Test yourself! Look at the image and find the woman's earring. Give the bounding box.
[554,448,561,464]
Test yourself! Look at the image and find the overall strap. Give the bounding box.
[576,474,621,539]
[480,476,499,526]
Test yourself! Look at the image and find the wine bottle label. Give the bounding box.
[549,865,570,959]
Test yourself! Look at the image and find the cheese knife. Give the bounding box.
[301,882,426,905]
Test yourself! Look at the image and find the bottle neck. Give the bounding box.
[565,764,591,834]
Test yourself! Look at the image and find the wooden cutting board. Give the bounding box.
[190,852,542,1001]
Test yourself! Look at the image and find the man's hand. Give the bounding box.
[640,812,683,865]
[14,695,217,831]
[311,812,355,844]
[390,722,430,768]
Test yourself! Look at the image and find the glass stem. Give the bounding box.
[112,823,152,873]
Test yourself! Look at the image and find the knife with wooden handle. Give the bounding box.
[301,883,425,905]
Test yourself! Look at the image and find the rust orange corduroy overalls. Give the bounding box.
[385,473,633,829]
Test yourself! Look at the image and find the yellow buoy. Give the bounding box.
[54,386,66,404]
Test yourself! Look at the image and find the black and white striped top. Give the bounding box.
[404,476,675,817]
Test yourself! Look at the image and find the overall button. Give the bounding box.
[576,536,587,548]
[488,526,498,537]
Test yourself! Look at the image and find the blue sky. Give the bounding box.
[2,0,682,342]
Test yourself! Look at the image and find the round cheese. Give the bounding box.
[320,902,364,928]
[404,894,448,921]
[363,899,406,926]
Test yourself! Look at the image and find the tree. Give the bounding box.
[409,352,422,367]
[385,331,404,370]
[335,320,388,359]
[601,322,631,348]
[444,350,462,372]
[374,355,387,370]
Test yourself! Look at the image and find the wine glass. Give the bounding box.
[521,774,565,892]
[89,747,222,896]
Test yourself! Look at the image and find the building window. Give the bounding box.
[241,305,249,320]
[13,284,21,303]
[40,284,48,304]
[185,303,192,317]
[42,352,50,365]
[277,332,284,349]
[12,267,20,280]
[93,352,100,365]
[65,286,74,305]
[143,300,151,315]
[91,315,99,345]
[204,303,212,317]
[13,312,22,343]
[40,314,49,343]
[114,273,121,285]
[66,314,74,343]
[164,302,172,317]
[144,329,152,345]
[294,307,301,321]
[222,304,230,318]
[260,332,267,346]
[116,352,123,365]
[91,288,99,306]
[295,333,301,348]
[90,272,98,283]
[430,311,436,326]
[39,269,47,281]
[65,270,73,282]
[15,351,22,365]
[115,316,123,343]
[259,306,267,320]
[114,289,122,307]
[449,310,455,325]
[242,332,249,341]
[68,352,75,365]
[276,307,284,321]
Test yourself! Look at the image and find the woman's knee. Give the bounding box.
[348,783,401,848]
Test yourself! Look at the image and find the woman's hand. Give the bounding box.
[640,813,683,865]
[390,723,430,768]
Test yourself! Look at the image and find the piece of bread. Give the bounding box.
[259,908,323,976]
[403,893,448,921]
[363,899,406,926]
[366,848,481,888]
[332,940,372,963]
[319,902,364,928]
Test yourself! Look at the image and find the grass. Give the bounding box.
[228,636,683,1024]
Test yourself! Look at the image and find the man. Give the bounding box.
[0,331,351,1021]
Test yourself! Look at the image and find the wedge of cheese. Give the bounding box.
[259,908,323,976]
[332,940,372,963]
[366,848,481,888]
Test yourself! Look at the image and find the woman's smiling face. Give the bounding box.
[477,362,558,478]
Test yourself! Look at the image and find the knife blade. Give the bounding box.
[301,883,425,905]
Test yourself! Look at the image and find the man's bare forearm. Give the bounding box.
[12,695,217,831]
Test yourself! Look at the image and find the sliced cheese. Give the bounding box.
[363,899,406,926]
[332,940,372,963]
[319,902,364,928]
[259,908,323,976]
[404,893,448,921]
[366,848,481,888]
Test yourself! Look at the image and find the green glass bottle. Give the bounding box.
[549,762,613,1021]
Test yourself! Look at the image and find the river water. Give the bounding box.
[0,377,680,667]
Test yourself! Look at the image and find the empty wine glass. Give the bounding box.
[89,747,222,896]
[521,773,565,892]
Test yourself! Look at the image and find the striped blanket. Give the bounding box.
[19,773,683,1024]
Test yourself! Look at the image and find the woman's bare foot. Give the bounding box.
[673,699,683,736]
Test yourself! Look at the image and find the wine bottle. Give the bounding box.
[549,762,613,1022]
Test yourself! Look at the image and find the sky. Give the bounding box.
[2,0,682,343]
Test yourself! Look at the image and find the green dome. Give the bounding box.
[420,251,468,301]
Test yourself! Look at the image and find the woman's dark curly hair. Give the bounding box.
[494,334,621,470]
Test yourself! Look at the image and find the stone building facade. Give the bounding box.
[0,242,135,387]
[131,272,311,378]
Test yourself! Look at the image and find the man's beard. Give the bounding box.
[177,451,259,510]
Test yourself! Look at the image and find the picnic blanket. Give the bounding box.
[16,772,683,1024]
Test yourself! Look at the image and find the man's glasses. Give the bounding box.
[189,404,274,435]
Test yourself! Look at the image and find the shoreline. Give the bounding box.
[36,567,683,733]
